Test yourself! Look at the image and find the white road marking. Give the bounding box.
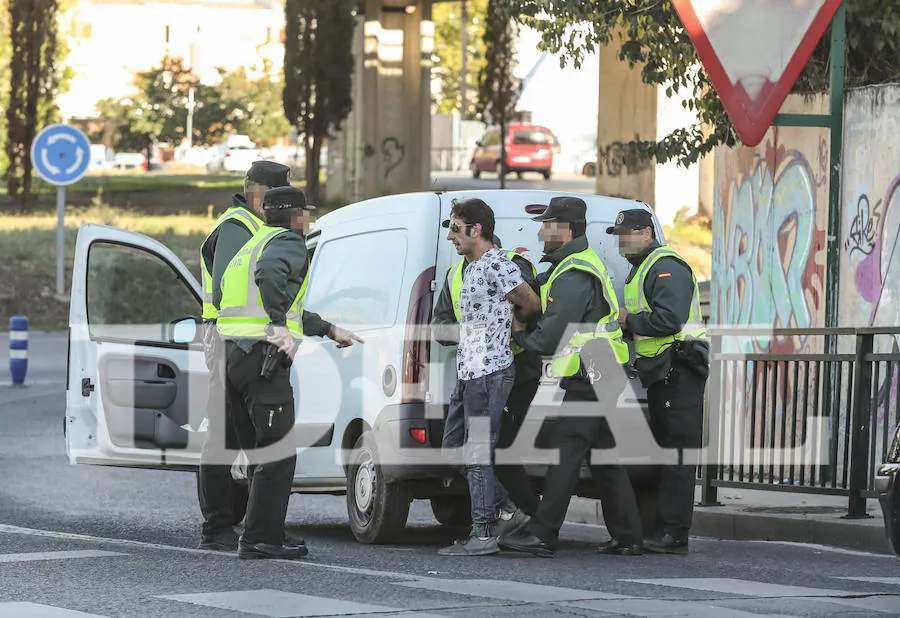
[396,578,630,603]
[158,589,448,617]
[0,602,109,617]
[0,550,126,563]
[562,598,797,617]
[834,576,900,585]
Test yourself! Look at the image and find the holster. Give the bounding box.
[672,338,710,380]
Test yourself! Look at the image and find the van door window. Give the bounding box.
[86,241,200,342]
[303,230,408,331]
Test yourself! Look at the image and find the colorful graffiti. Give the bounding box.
[713,142,827,353]
[844,175,900,425]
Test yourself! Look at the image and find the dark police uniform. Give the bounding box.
[218,186,333,560]
[610,208,709,554]
[197,161,290,550]
[432,236,542,517]
[500,197,643,557]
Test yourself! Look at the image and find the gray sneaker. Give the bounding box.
[438,535,500,556]
[493,509,530,538]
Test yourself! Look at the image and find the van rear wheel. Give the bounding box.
[430,495,472,527]
[346,432,411,544]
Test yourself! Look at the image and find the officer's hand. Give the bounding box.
[618,308,629,331]
[329,325,365,348]
[266,325,295,355]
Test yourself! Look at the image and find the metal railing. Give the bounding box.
[699,327,900,518]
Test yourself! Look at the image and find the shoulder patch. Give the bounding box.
[657,272,672,278]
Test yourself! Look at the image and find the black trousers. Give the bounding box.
[198,345,241,540]
[494,378,541,516]
[225,341,296,546]
[646,360,706,539]
[528,388,643,547]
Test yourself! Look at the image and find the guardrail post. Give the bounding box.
[699,333,722,506]
[845,331,874,519]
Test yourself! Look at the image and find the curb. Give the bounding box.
[565,497,892,555]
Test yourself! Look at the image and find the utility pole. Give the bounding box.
[458,0,469,170]
[186,86,195,148]
[460,0,469,120]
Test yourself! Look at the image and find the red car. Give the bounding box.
[470,123,555,180]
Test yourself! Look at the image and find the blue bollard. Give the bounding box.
[9,316,28,385]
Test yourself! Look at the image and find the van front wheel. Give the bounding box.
[346,432,411,544]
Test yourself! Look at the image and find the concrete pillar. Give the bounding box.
[595,31,657,204]
[362,0,432,198]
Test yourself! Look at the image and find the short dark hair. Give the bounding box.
[569,221,586,238]
[450,198,494,240]
[265,208,293,228]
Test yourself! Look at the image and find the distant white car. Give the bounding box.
[113,152,146,170]
[207,135,262,174]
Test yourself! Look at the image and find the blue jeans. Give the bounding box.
[442,364,516,537]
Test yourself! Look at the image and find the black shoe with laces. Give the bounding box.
[644,533,689,554]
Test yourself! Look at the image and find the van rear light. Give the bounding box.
[402,267,435,404]
[409,428,427,444]
[525,204,547,215]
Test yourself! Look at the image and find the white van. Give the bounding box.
[64,190,664,543]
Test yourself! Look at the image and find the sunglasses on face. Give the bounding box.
[447,221,475,233]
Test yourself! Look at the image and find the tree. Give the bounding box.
[477,0,521,190]
[508,0,900,168]
[283,0,356,205]
[212,61,292,146]
[0,0,11,175]
[433,0,489,118]
[4,0,66,207]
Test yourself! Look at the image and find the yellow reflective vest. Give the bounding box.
[217,225,308,339]
[540,248,629,378]
[200,206,263,320]
[447,250,537,355]
[623,246,706,358]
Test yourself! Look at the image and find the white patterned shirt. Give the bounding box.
[457,249,523,380]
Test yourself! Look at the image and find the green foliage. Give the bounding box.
[433,0,489,118]
[508,0,900,167]
[477,0,521,189]
[0,0,10,174]
[4,0,68,206]
[95,56,293,155]
[283,0,356,205]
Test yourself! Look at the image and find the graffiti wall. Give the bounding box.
[712,95,829,353]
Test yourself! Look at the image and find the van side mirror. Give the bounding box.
[168,316,202,345]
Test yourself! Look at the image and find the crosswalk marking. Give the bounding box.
[395,578,631,603]
[622,578,900,614]
[622,577,866,598]
[562,598,797,618]
[835,576,900,585]
[157,589,449,617]
[0,550,126,564]
[0,603,108,618]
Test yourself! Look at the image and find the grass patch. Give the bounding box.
[0,204,211,331]
[663,206,713,281]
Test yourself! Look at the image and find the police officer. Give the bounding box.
[433,232,541,526]
[217,186,362,560]
[498,196,643,557]
[608,208,709,555]
[197,160,291,551]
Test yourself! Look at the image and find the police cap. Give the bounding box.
[530,196,587,223]
[262,186,313,211]
[246,160,292,188]
[606,208,654,234]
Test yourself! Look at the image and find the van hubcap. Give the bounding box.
[354,453,376,514]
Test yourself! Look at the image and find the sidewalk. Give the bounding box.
[566,486,891,554]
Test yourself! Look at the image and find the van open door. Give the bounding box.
[65,224,207,470]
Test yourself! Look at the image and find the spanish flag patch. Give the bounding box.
[658,272,672,278]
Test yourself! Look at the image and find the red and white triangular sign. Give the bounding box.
[672,0,843,146]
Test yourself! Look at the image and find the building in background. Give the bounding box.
[59,0,286,121]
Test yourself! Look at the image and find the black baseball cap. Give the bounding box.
[530,196,587,223]
[606,208,654,234]
[246,160,292,188]
[262,186,313,211]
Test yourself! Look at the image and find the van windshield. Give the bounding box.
[512,130,549,145]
